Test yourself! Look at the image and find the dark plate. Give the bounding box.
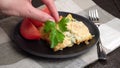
[12,11,99,58]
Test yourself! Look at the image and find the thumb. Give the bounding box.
[22,5,55,22]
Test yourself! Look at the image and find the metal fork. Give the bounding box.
[89,9,107,60]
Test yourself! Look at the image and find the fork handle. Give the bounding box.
[97,39,107,60]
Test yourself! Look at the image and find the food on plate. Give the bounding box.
[39,14,93,51]
[20,7,93,51]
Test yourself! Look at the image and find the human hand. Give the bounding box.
[0,0,59,22]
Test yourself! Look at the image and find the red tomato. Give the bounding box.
[20,7,51,40]
[20,18,41,40]
[42,6,51,14]
[27,7,50,27]
[28,18,43,27]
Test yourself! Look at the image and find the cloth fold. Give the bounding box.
[99,18,120,54]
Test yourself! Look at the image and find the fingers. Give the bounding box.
[42,0,59,22]
[0,0,58,22]
[21,4,55,22]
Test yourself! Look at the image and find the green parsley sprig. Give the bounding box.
[44,17,69,48]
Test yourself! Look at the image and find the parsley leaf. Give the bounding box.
[58,17,69,32]
[44,17,69,48]
[49,29,58,48]
[50,29,65,48]
[44,21,56,33]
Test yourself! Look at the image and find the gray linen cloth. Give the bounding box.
[0,0,120,68]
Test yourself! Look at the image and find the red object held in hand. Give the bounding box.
[20,7,51,40]
[28,7,50,27]
[28,18,43,27]
[20,18,41,40]
[41,6,51,15]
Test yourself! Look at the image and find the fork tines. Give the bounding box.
[89,9,99,23]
